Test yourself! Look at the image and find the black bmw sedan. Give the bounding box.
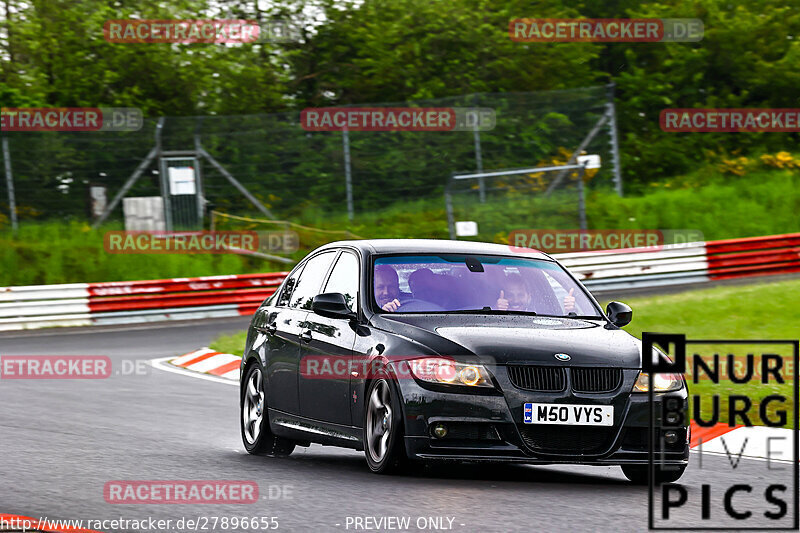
[239,239,689,482]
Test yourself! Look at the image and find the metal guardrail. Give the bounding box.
[0,233,797,331]
[556,242,710,292]
[558,232,800,292]
[705,234,800,279]
[0,273,286,331]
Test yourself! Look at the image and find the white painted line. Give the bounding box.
[150,356,238,386]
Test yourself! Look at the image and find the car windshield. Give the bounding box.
[373,254,601,317]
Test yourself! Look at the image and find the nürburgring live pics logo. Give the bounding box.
[643,332,798,530]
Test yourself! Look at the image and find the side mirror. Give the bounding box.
[312,293,357,320]
[606,301,632,328]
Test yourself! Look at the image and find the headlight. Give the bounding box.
[408,357,493,388]
[632,372,683,392]
[634,343,683,392]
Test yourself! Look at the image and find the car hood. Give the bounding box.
[373,314,642,368]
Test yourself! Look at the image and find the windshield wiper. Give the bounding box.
[535,313,604,319]
[443,307,538,316]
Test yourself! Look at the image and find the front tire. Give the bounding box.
[363,378,407,474]
[621,464,686,484]
[241,360,296,456]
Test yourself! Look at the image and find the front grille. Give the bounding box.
[507,365,621,393]
[519,425,615,454]
[507,365,566,392]
[571,368,622,393]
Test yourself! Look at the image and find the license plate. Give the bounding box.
[523,403,613,426]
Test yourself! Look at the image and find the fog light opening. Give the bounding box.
[432,423,448,439]
[663,430,678,445]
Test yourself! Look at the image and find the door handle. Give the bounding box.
[299,330,312,343]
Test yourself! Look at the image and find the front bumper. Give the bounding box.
[396,369,689,466]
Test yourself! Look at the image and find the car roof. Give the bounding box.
[317,239,552,261]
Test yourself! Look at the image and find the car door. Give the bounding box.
[298,250,360,426]
[264,251,337,416]
[256,262,303,415]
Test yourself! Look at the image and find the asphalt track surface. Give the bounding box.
[1,318,796,532]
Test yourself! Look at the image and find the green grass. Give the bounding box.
[211,278,800,427]
[0,220,283,286]
[213,166,799,249]
[210,331,248,358]
[608,279,800,343]
[587,170,800,241]
[267,167,800,244]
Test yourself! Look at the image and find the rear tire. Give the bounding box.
[622,464,686,484]
[241,360,296,456]
[363,378,407,474]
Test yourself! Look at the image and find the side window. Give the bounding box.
[289,251,337,310]
[323,252,359,312]
[277,264,304,307]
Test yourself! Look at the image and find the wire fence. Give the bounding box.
[0,85,621,232]
[446,162,600,242]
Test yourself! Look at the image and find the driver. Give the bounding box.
[496,274,576,313]
[374,264,403,312]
